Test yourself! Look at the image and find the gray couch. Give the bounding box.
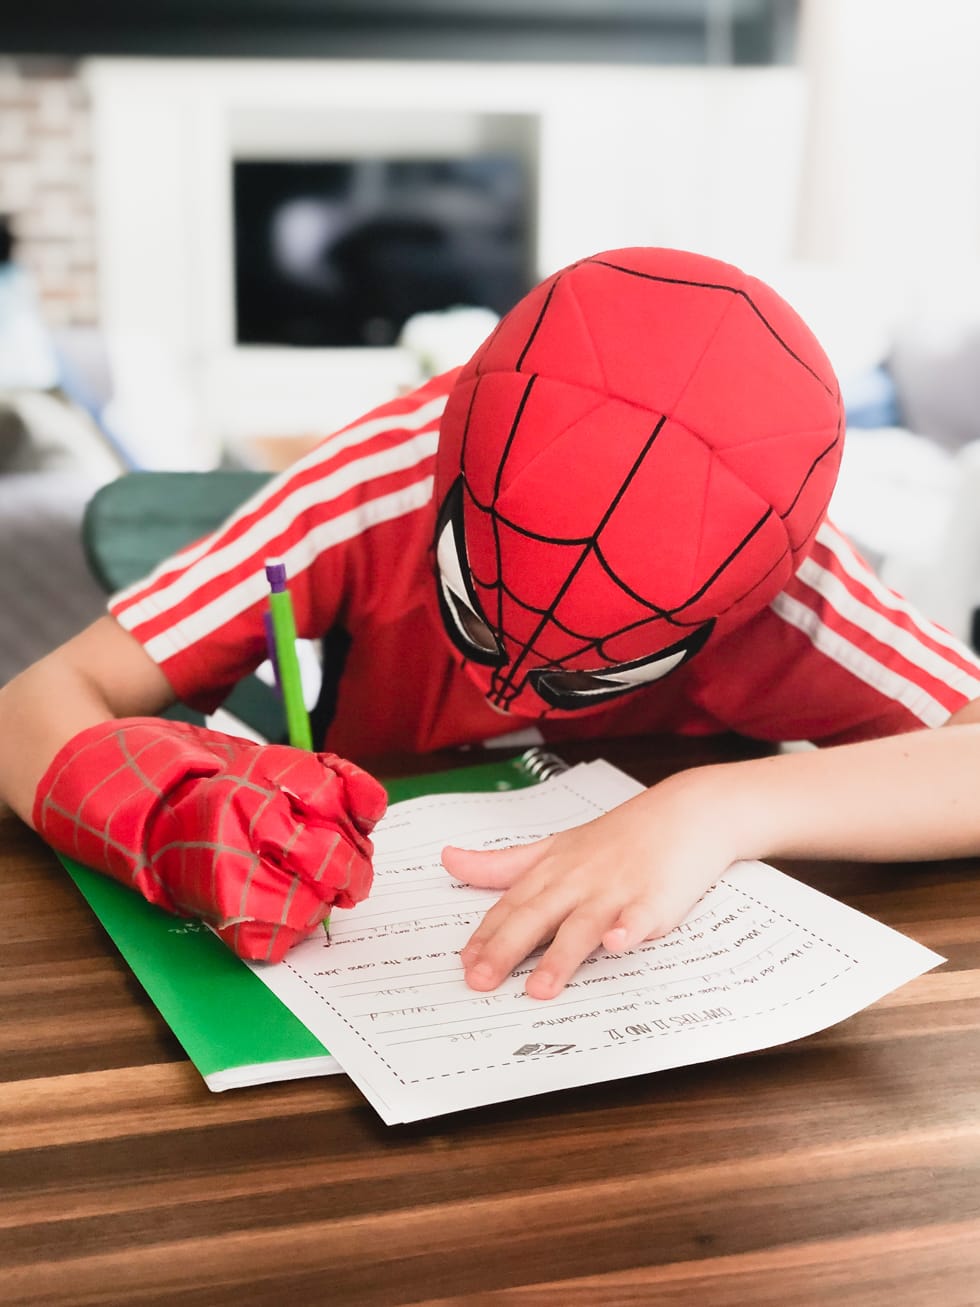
[0,338,125,685]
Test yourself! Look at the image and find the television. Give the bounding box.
[233,155,532,348]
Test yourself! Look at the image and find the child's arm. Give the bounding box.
[0,615,386,962]
[0,615,175,822]
[444,700,980,1000]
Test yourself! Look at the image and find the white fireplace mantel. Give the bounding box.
[85,57,804,464]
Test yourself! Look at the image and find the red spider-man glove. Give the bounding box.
[32,717,388,963]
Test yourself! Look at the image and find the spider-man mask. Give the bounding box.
[433,247,844,718]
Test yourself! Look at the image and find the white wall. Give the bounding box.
[796,0,980,274]
[85,57,805,460]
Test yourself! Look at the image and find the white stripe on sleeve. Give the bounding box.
[769,590,952,727]
[138,476,435,660]
[817,521,980,665]
[797,524,980,703]
[113,391,447,608]
[116,430,438,627]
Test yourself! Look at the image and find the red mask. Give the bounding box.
[433,247,844,718]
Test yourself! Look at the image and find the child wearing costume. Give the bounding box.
[3,247,980,999]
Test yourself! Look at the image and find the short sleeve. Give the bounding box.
[109,372,454,712]
[694,519,980,745]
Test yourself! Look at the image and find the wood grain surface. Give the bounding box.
[2,738,979,1307]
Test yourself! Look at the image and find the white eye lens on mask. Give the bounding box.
[529,620,714,710]
[435,512,502,664]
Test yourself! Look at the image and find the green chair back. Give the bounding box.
[82,471,287,740]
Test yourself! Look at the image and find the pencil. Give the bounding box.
[264,558,328,939]
[264,558,313,751]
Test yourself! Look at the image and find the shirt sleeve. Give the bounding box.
[695,518,980,745]
[109,372,453,713]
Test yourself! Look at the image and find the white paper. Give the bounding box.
[250,761,944,1123]
[204,1053,342,1093]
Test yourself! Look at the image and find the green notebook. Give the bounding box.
[59,748,566,1091]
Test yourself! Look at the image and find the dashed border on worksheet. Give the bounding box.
[284,876,862,1086]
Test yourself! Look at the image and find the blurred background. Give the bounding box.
[3,0,980,681]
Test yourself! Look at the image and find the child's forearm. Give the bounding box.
[0,657,118,822]
[0,616,175,824]
[686,711,980,867]
[451,705,980,999]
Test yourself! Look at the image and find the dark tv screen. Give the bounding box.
[233,156,531,348]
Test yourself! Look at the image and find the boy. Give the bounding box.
[2,246,979,1002]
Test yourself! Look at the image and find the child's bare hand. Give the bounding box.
[441,775,739,1000]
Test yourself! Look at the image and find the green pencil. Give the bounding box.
[264,558,313,751]
[264,558,326,937]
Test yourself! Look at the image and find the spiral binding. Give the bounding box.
[518,747,570,782]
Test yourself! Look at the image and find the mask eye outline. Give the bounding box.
[434,478,505,667]
[529,621,714,710]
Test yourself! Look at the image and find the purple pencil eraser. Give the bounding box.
[265,558,287,592]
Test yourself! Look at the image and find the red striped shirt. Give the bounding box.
[110,372,980,760]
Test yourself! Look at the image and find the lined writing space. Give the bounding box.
[327,762,644,946]
[250,762,943,1123]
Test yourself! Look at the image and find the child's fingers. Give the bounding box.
[523,889,692,998]
[462,891,571,991]
[456,854,564,969]
[441,837,552,890]
[602,892,701,954]
[525,902,622,999]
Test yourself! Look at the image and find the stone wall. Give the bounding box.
[0,57,98,326]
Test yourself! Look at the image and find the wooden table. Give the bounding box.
[3,737,980,1306]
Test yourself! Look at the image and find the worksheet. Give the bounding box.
[250,762,943,1123]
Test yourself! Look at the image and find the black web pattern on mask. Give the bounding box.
[458,258,843,711]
